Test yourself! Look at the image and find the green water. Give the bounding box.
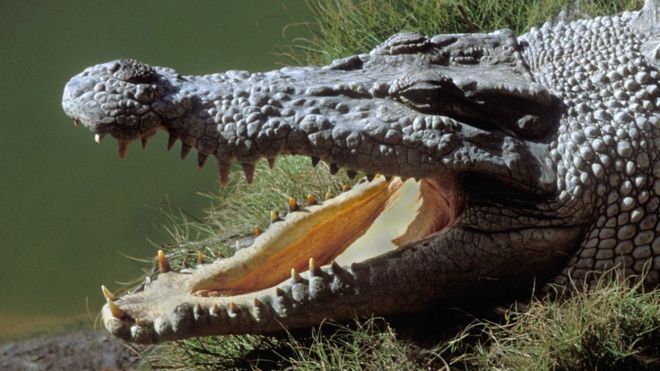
[0,0,311,337]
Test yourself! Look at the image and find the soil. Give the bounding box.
[0,330,143,370]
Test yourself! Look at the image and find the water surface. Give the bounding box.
[0,0,311,339]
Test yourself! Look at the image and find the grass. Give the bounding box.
[127,0,654,369]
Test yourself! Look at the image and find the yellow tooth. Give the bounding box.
[118,142,128,159]
[342,184,351,192]
[73,120,79,127]
[306,194,317,205]
[107,298,125,319]
[325,191,333,200]
[94,133,104,144]
[157,250,170,273]
[291,268,302,282]
[309,257,317,273]
[181,257,188,269]
[270,210,280,223]
[197,251,205,264]
[254,225,262,237]
[288,197,299,212]
[101,285,116,301]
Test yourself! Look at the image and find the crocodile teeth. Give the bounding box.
[287,197,299,212]
[73,120,80,127]
[118,142,128,159]
[308,257,318,275]
[306,194,317,205]
[342,184,351,192]
[197,153,208,170]
[101,285,116,301]
[241,163,255,183]
[291,268,302,283]
[254,225,263,237]
[167,134,177,150]
[270,210,280,223]
[157,249,170,273]
[197,251,205,264]
[325,191,333,200]
[94,133,104,144]
[218,161,231,187]
[180,144,191,160]
[106,298,125,319]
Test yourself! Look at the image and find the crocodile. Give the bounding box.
[62,0,659,344]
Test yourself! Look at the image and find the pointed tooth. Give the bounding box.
[197,251,205,264]
[197,152,208,170]
[331,260,343,273]
[347,170,357,179]
[219,161,231,187]
[167,134,177,150]
[267,158,276,169]
[291,268,302,283]
[180,144,191,160]
[141,136,149,149]
[330,163,339,175]
[101,285,116,301]
[287,197,299,212]
[270,210,280,223]
[253,298,264,307]
[235,240,240,250]
[308,257,318,274]
[311,157,320,167]
[229,302,240,313]
[118,142,128,159]
[342,184,351,192]
[241,163,255,184]
[254,225,262,237]
[94,133,104,144]
[325,191,333,200]
[73,120,80,127]
[210,304,221,316]
[306,194,317,206]
[157,249,170,273]
[194,303,205,320]
[180,257,188,269]
[107,298,125,318]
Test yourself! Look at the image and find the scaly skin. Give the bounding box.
[62,1,658,343]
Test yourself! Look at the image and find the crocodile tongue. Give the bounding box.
[190,175,457,296]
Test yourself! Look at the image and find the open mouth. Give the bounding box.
[187,174,461,297]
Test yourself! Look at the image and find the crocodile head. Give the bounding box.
[62,22,634,343]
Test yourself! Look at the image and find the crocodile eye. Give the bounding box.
[113,59,157,84]
[450,48,485,65]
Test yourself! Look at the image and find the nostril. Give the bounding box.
[113,59,157,84]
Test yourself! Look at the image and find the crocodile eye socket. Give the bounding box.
[113,59,157,84]
[450,48,485,65]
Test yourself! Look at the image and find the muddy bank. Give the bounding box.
[0,330,142,370]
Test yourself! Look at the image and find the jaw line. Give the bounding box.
[102,173,462,342]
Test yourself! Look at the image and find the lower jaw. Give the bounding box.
[186,175,461,297]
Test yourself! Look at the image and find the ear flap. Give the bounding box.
[631,0,659,69]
